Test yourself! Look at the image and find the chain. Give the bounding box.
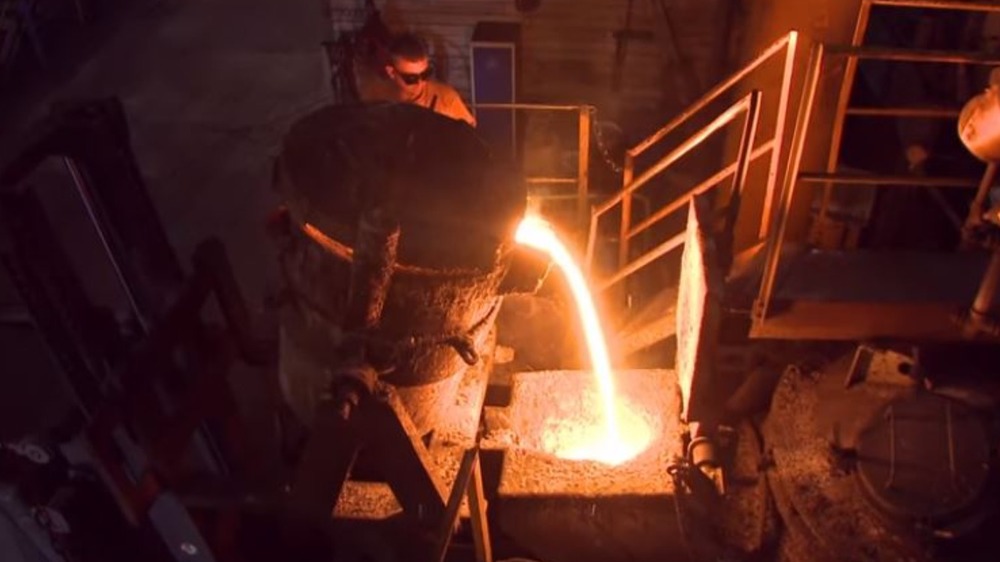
[588,106,624,175]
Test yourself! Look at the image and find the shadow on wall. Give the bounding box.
[379,0,453,85]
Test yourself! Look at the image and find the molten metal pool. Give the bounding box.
[484,368,685,562]
[483,369,683,497]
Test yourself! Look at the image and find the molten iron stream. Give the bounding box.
[515,216,650,465]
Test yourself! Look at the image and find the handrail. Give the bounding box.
[585,29,799,283]
[472,103,582,111]
[596,90,762,291]
[622,30,798,243]
[754,43,825,326]
[472,102,593,225]
[870,0,1000,11]
[585,93,751,271]
[826,45,1000,65]
[598,232,686,291]
[817,0,1000,233]
[626,31,797,158]
[525,177,577,184]
[593,94,756,216]
[845,106,960,118]
[626,139,776,240]
[799,173,981,188]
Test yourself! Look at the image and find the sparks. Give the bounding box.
[515,215,649,465]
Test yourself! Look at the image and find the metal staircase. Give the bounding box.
[751,0,999,341]
[588,0,1000,354]
[586,31,799,355]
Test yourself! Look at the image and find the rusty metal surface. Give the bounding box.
[675,195,723,422]
[343,211,399,332]
[278,233,506,431]
[285,380,456,558]
[273,103,524,433]
[273,104,524,271]
[277,236,505,431]
[391,375,466,433]
[359,385,450,527]
[485,369,682,497]
[431,448,480,562]
[333,329,493,521]
[280,309,491,431]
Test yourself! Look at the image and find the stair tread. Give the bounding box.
[797,171,980,187]
[744,250,990,341]
[618,249,990,347]
[764,249,987,303]
[749,300,970,340]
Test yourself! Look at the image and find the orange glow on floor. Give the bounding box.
[515,215,651,465]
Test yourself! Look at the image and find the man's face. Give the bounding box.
[387,56,431,99]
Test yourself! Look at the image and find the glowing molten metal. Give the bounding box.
[515,216,651,465]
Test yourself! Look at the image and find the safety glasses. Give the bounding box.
[394,67,433,85]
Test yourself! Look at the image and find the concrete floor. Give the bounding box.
[0,0,330,438]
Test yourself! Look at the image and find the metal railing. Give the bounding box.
[754,0,1000,328]
[754,44,825,326]
[471,102,592,224]
[814,0,1000,239]
[584,30,800,291]
[588,90,763,291]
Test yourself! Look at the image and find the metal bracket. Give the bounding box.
[283,382,451,558]
[430,447,492,562]
[844,344,920,389]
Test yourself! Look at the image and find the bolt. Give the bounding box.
[23,445,50,465]
[180,542,198,556]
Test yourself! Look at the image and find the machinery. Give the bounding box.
[6,4,1000,562]
[3,98,686,562]
[269,102,535,560]
[0,96,719,562]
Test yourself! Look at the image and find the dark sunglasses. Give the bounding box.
[394,66,433,85]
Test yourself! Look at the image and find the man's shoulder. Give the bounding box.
[427,80,463,100]
[425,79,475,126]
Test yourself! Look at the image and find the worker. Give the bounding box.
[373,32,477,127]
